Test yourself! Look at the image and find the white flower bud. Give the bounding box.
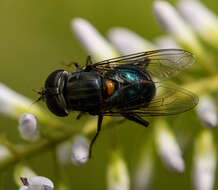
[0,83,57,127]
[197,96,217,128]
[71,135,89,165]
[19,113,39,141]
[71,18,119,61]
[178,0,218,48]
[20,176,54,190]
[14,165,37,187]
[153,1,203,56]
[107,151,130,190]
[193,130,216,190]
[108,27,156,55]
[19,186,28,190]
[0,83,33,117]
[154,119,185,173]
[155,36,180,49]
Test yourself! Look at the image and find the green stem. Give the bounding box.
[0,173,4,189]
[0,117,113,171]
[52,146,61,189]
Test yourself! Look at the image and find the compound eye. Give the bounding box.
[44,70,69,117]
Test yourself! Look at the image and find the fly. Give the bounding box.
[39,49,198,158]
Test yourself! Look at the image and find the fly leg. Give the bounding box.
[88,115,103,158]
[86,55,93,66]
[61,61,82,72]
[121,113,149,127]
[84,56,95,71]
[71,61,82,72]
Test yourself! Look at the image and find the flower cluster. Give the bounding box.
[0,0,217,190]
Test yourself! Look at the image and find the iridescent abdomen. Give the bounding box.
[103,65,156,110]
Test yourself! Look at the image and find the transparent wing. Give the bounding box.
[92,49,195,80]
[102,83,198,117]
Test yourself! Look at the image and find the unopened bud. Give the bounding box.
[71,135,89,165]
[108,27,155,55]
[107,151,130,190]
[197,96,217,128]
[19,113,39,141]
[154,119,185,173]
[20,176,54,190]
[71,18,118,61]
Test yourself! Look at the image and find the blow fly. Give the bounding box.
[40,49,198,158]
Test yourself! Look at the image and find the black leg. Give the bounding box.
[88,115,103,158]
[86,55,93,66]
[71,61,82,72]
[61,61,82,72]
[71,62,79,68]
[121,113,149,127]
[20,177,29,186]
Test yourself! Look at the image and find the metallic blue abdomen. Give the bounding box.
[104,65,156,110]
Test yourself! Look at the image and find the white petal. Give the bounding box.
[19,186,28,190]
[107,151,130,190]
[19,113,39,141]
[0,83,48,123]
[71,135,89,165]
[197,96,217,128]
[0,83,32,117]
[28,176,54,190]
[108,27,156,55]
[153,1,202,55]
[155,120,185,173]
[71,18,119,62]
[155,36,180,49]
[178,0,218,47]
[193,130,216,190]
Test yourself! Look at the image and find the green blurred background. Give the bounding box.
[0,0,218,189]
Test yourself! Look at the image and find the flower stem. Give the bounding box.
[52,146,62,189]
[0,118,113,171]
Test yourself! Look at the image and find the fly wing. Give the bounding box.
[102,83,198,117]
[135,84,198,116]
[91,49,195,80]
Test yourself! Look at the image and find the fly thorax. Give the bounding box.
[65,72,103,113]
